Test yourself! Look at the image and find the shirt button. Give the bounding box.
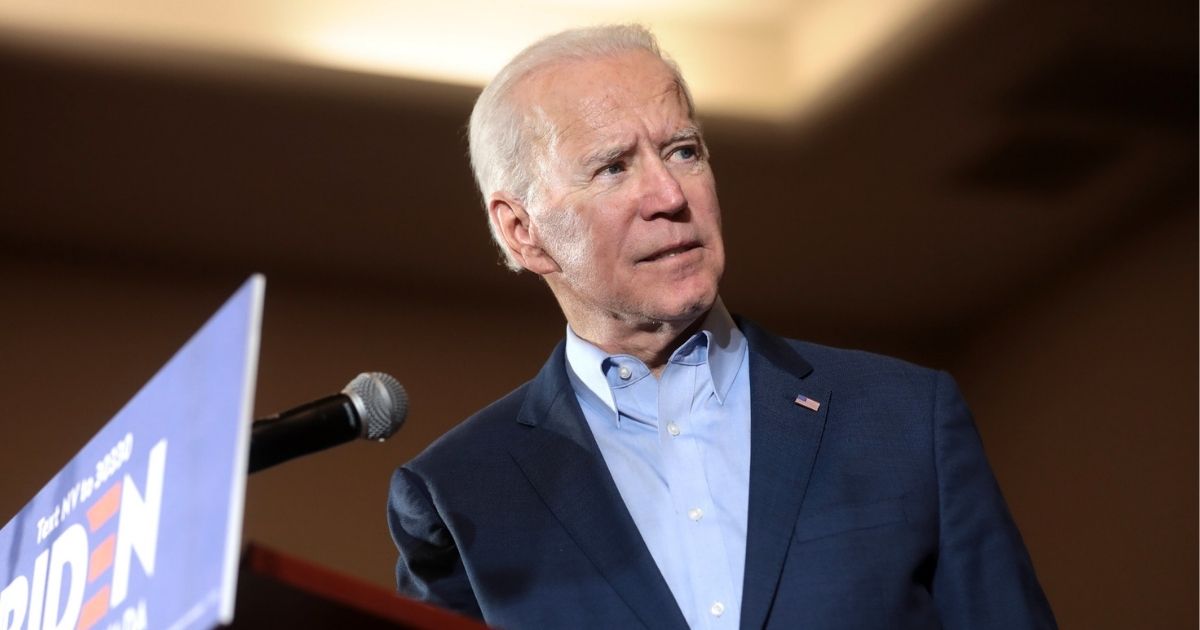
[688,507,704,521]
[710,601,725,617]
[667,422,680,436]
[617,365,632,380]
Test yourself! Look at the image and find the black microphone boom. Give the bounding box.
[248,372,408,473]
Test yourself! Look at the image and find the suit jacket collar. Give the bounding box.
[509,342,690,630]
[737,318,829,630]
[510,319,828,630]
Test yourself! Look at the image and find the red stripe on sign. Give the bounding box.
[86,480,122,532]
[88,534,116,583]
[76,584,110,630]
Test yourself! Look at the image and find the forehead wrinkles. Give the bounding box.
[574,78,687,136]
[550,80,693,180]
[515,57,690,202]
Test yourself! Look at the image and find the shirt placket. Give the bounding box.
[659,359,738,630]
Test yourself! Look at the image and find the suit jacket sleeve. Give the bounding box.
[387,465,484,620]
[930,371,1057,628]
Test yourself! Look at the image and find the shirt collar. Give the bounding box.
[565,323,618,414]
[695,301,747,405]
[564,299,747,414]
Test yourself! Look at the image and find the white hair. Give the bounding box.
[468,24,696,271]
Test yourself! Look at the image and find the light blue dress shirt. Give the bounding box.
[564,302,752,630]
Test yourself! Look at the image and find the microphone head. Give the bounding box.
[343,372,408,440]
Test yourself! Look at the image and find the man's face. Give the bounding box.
[518,51,725,330]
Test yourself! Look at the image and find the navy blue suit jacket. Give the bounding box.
[388,320,1056,629]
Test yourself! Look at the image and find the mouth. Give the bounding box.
[638,241,701,263]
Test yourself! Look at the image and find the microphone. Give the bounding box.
[248,372,408,473]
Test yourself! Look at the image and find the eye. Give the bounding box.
[596,162,626,177]
[670,145,699,161]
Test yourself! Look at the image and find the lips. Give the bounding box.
[638,241,700,263]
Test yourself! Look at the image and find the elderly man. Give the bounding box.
[388,25,1055,630]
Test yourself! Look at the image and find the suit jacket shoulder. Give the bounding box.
[406,378,535,474]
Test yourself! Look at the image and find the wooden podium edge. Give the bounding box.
[241,543,487,629]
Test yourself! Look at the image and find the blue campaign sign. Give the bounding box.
[0,275,264,630]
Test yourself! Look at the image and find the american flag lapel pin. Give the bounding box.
[793,394,821,412]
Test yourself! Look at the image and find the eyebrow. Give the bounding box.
[580,126,704,170]
[581,143,632,171]
[666,126,702,147]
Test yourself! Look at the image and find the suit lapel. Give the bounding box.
[508,343,689,630]
[737,320,830,630]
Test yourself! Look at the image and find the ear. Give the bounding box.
[488,194,561,275]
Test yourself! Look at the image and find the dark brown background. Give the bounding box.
[0,1,1195,627]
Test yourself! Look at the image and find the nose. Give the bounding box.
[638,156,687,220]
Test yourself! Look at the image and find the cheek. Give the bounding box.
[684,179,720,215]
[536,209,583,254]
[586,214,632,258]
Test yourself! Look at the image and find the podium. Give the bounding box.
[228,544,487,629]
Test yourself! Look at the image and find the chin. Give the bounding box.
[648,286,718,324]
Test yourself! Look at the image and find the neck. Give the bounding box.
[565,307,712,376]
